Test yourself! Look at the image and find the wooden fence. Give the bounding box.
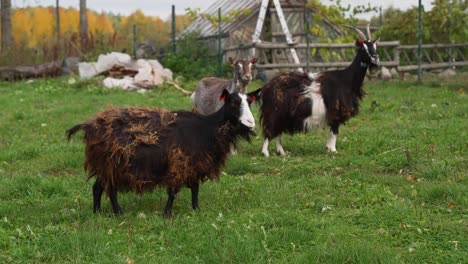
[223,41,468,72]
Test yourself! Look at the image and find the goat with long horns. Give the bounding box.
[248,24,380,156]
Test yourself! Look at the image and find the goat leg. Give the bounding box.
[275,136,286,156]
[326,124,339,152]
[164,187,179,218]
[92,179,104,213]
[262,138,270,157]
[190,183,200,210]
[108,187,123,215]
[230,144,238,155]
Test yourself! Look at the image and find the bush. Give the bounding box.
[163,32,232,80]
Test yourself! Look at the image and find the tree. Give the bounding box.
[80,0,88,52]
[374,1,468,44]
[1,0,13,51]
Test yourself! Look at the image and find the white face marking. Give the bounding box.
[373,43,377,50]
[362,43,377,62]
[238,94,255,129]
[237,63,243,73]
[362,43,369,51]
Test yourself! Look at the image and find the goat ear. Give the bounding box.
[250,57,258,64]
[219,89,230,101]
[355,39,364,46]
[247,88,262,104]
[373,38,380,45]
[227,57,235,66]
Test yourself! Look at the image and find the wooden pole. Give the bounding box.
[379,6,383,26]
[1,0,14,51]
[56,0,60,52]
[218,8,222,77]
[305,7,311,72]
[133,25,137,58]
[79,0,88,52]
[417,0,422,81]
[448,0,452,67]
[172,5,176,54]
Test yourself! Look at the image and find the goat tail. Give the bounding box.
[66,124,85,141]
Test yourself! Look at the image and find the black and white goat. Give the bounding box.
[191,57,258,115]
[252,25,380,157]
[67,90,256,217]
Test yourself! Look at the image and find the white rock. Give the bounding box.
[160,68,173,81]
[380,66,392,80]
[103,77,139,90]
[148,60,164,71]
[390,68,399,78]
[438,69,456,78]
[79,53,173,90]
[78,62,99,79]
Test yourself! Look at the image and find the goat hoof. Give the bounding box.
[262,150,270,157]
[163,210,172,218]
[325,146,337,152]
[113,211,123,216]
[276,150,286,156]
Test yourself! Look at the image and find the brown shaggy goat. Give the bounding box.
[67,90,258,217]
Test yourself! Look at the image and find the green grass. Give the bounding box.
[0,76,466,263]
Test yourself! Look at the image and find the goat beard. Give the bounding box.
[368,64,379,74]
[232,124,256,143]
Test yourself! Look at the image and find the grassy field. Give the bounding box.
[0,77,466,263]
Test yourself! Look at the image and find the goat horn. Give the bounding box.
[343,24,367,40]
[366,24,372,40]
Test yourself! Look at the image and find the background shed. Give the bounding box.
[182,0,343,64]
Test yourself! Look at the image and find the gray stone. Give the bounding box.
[380,66,392,80]
[61,57,81,76]
[438,69,457,78]
[390,68,399,79]
[403,72,417,81]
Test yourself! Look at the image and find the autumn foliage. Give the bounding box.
[0,7,192,66]
[9,7,113,48]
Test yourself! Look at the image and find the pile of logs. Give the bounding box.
[0,61,62,81]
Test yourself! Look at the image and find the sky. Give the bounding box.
[12,0,434,20]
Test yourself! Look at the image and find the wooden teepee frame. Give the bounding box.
[252,0,303,72]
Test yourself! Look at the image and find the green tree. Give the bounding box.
[375,0,468,44]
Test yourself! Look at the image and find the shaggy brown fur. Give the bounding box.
[67,91,255,217]
[79,107,176,193]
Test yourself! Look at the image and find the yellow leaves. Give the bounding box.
[59,8,78,33]
[10,7,114,47]
[120,10,187,47]
[9,7,188,51]
[12,8,33,46]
